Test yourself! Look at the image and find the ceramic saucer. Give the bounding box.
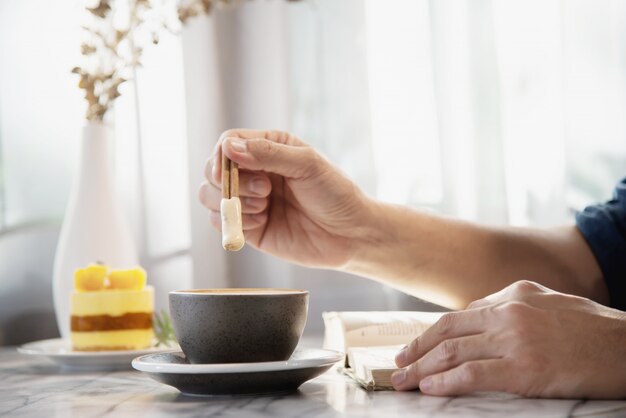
[18,338,176,371]
[132,347,343,396]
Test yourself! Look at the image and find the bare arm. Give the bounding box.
[200,130,622,399]
[348,201,608,309]
[200,129,609,310]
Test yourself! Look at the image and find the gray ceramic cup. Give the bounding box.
[169,289,309,364]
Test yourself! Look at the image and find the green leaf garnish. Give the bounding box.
[153,310,177,347]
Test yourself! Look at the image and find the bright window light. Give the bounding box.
[365,0,442,206]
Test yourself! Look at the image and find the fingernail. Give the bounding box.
[227,138,247,153]
[391,370,406,386]
[420,377,432,392]
[395,346,407,365]
[249,178,268,196]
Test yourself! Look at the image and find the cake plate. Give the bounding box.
[18,338,176,371]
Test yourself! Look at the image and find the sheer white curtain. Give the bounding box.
[365,0,625,226]
[3,0,626,342]
[181,1,419,336]
[0,0,84,344]
[179,0,626,332]
[115,25,193,313]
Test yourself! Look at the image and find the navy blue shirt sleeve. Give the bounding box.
[575,178,626,311]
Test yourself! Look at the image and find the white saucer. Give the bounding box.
[132,348,343,396]
[18,338,177,371]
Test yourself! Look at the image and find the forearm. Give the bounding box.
[347,200,608,309]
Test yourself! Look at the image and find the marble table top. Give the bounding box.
[2,346,626,418]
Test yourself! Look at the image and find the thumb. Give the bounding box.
[222,137,320,179]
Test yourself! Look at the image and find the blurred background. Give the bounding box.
[1,0,625,345]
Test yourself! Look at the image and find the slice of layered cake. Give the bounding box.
[70,264,154,351]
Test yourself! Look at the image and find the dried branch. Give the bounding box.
[73,0,301,122]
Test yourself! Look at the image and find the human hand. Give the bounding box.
[392,280,626,398]
[199,129,375,268]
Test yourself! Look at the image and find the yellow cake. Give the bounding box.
[70,264,154,351]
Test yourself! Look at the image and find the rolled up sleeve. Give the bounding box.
[576,178,626,311]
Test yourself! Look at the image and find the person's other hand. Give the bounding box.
[392,280,626,398]
[199,129,375,268]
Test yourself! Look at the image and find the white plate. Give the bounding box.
[132,348,343,396]
[18,338,177,371]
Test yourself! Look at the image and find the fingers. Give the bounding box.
[390,281,576,396]
[392,334,496,391]
[418,359,510,396]
[207,129,309,180]
[203,150,272,192]
[221,137,321,179]
[395,310,487,368]
[200,182,269,214]
[208,210,268,232]
[205,139,320,186]
[205,143,222,185]
[199,171,271,200]
[218,129,308,147]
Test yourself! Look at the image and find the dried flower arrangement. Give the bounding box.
[72,0,277,122]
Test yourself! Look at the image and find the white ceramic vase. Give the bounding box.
[52,122,138,339]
